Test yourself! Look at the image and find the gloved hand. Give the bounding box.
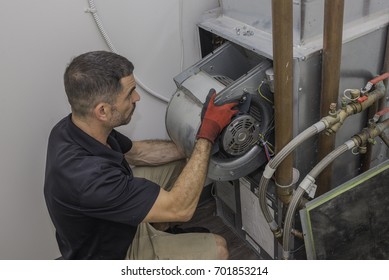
[196,89,239,143]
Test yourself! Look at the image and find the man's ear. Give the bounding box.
[94,102,110,121]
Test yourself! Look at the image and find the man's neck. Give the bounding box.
[71,114,112,146]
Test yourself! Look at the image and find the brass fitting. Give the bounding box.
[358,145,367,154]
[272,227,283,244]
[276,187,294,205]
[352,119,389,147]
[322,105,354,135]
[341,97,348,109]
[321,113,341,132]
[350,89,361,99]
[329,102,337,116]
[275,168,299,205]
[291,228,304,240]
[326,107,354,134]
[321,81,386,136]
[360,81,386,111]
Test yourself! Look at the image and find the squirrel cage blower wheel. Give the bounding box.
[165,42,274,181]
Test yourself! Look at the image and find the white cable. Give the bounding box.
[179,0,185,71]
[86,0,118,53]
[86,0,170,103]
[343,88,360,101]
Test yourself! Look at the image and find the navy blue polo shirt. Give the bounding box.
[44,114,160,259]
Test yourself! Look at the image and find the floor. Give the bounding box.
[177,197,261,260]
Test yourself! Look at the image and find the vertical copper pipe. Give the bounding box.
[380,28,389,109]
[360,105,378,173]
[361,28,389,172]
[316,0,345,196]
[272,0,294,188]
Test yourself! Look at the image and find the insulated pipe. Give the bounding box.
[271,0,294,203]
[258,81,386,239]
[282,118,389,259]
[316,0,345,195]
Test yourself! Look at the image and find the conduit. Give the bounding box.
[86,0,177,103]
[316,0,345,195]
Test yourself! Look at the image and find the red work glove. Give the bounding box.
[196,89,239,143]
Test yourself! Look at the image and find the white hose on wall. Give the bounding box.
[86,0,171,103]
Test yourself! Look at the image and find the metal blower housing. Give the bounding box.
[165,42,273,181]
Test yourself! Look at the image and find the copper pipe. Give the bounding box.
[316,0,345,196]
[361,105,378,172]
[380,133,389,148]
[272,0,294,194]
[291,228,304,240]
[362,30,389,171]
[380,30,389,109]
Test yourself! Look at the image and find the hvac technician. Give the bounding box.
[44,51,238,260]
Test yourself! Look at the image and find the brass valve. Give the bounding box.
[329,102,337,116]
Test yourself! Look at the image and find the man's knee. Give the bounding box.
[213,234,229,260]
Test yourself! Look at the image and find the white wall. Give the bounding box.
[0,0,219,259]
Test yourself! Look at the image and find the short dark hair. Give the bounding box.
[64,51,134,117]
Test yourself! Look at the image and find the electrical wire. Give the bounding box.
[179,0,184,71]
[258,131,275,163]
[260,138,272,161]
[257,81,273,104]
[86,0,183,103]
[266,141,275,156]
[264,144,272,161]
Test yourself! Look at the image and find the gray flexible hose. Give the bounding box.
[259,123,325,228]
[282,140,355,259]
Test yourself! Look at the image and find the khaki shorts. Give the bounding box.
[126,160,218,260]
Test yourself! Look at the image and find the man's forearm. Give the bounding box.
[169,138,212,220]
[125,140,185,166]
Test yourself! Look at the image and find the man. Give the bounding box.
[44,51,238,260]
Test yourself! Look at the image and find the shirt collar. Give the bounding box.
[66,114,124,164]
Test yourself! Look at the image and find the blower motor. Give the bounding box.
[165,42,274,181]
